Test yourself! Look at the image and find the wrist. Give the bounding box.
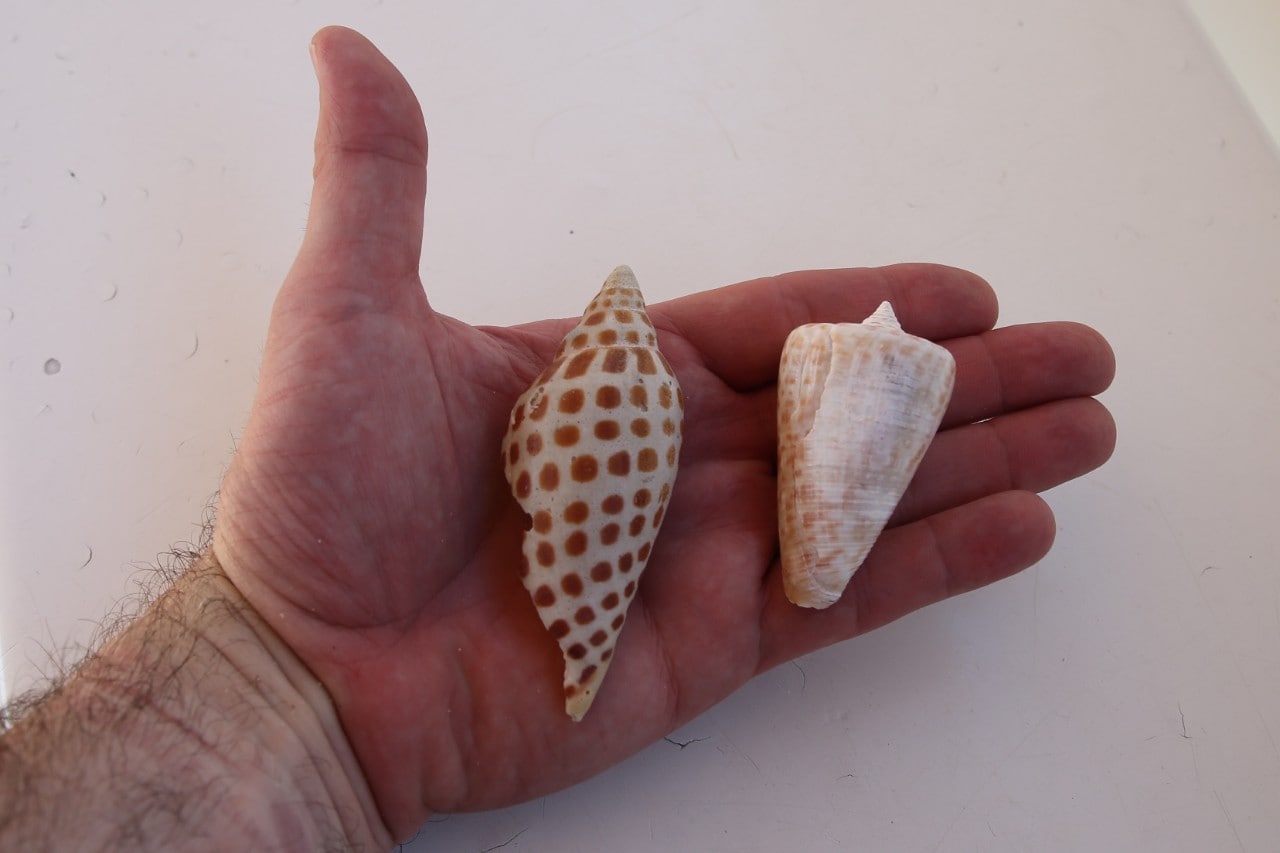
[1,554,392,851]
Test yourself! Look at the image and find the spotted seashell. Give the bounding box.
[503,266,684,720]
[777,301,955,609]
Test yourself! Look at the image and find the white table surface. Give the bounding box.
[4,2,1279,851]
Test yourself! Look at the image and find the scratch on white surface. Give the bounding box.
[581,8,702,71]
[932,808,966,853]
[1177,700,1207,792]
[713,727,761,773]
[1031,565,1041,663]
[791,659,807,694]
[1186,519,1280,772]
[527,105,601,161]
[691,90,741,160]
[479,827,528,852]
[1213,789,1248,852]
[1153,500,1193,574]
[932,711,1062,851]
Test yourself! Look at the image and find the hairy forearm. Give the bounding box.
[0,555,391,852]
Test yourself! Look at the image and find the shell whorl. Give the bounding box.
[503,266,683,720]
[861,300,900,330]
[777,301,955,609]
[550,266,657,360]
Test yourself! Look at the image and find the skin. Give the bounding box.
[0,26,1115,850]
[213,27,1115,839]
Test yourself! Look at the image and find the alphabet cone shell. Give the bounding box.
[502,266,683,720]
[777,302,955,609]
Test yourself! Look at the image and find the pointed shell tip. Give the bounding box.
[863,301,900,330]
[565,691,591,722]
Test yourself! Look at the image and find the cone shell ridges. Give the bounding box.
[778,302,955,609]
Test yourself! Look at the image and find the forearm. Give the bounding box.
[0,554,391,852]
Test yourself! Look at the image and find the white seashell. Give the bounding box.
[503,266,684,720]
[777,302,955,609]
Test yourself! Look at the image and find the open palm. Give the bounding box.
[211,28,1115,839]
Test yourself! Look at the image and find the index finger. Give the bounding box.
[652,264,999,392]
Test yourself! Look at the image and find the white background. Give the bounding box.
[3,2,1278,850]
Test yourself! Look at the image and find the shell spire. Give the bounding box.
[861,300,900,330]
[503,266,684,720]
[777,301,955,609]
[551,266,652,359]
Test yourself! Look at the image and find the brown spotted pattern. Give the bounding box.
[502,266,683,721]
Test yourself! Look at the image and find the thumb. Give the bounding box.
[295,26,428,291]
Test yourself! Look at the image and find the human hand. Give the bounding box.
[211,26,1115,839]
